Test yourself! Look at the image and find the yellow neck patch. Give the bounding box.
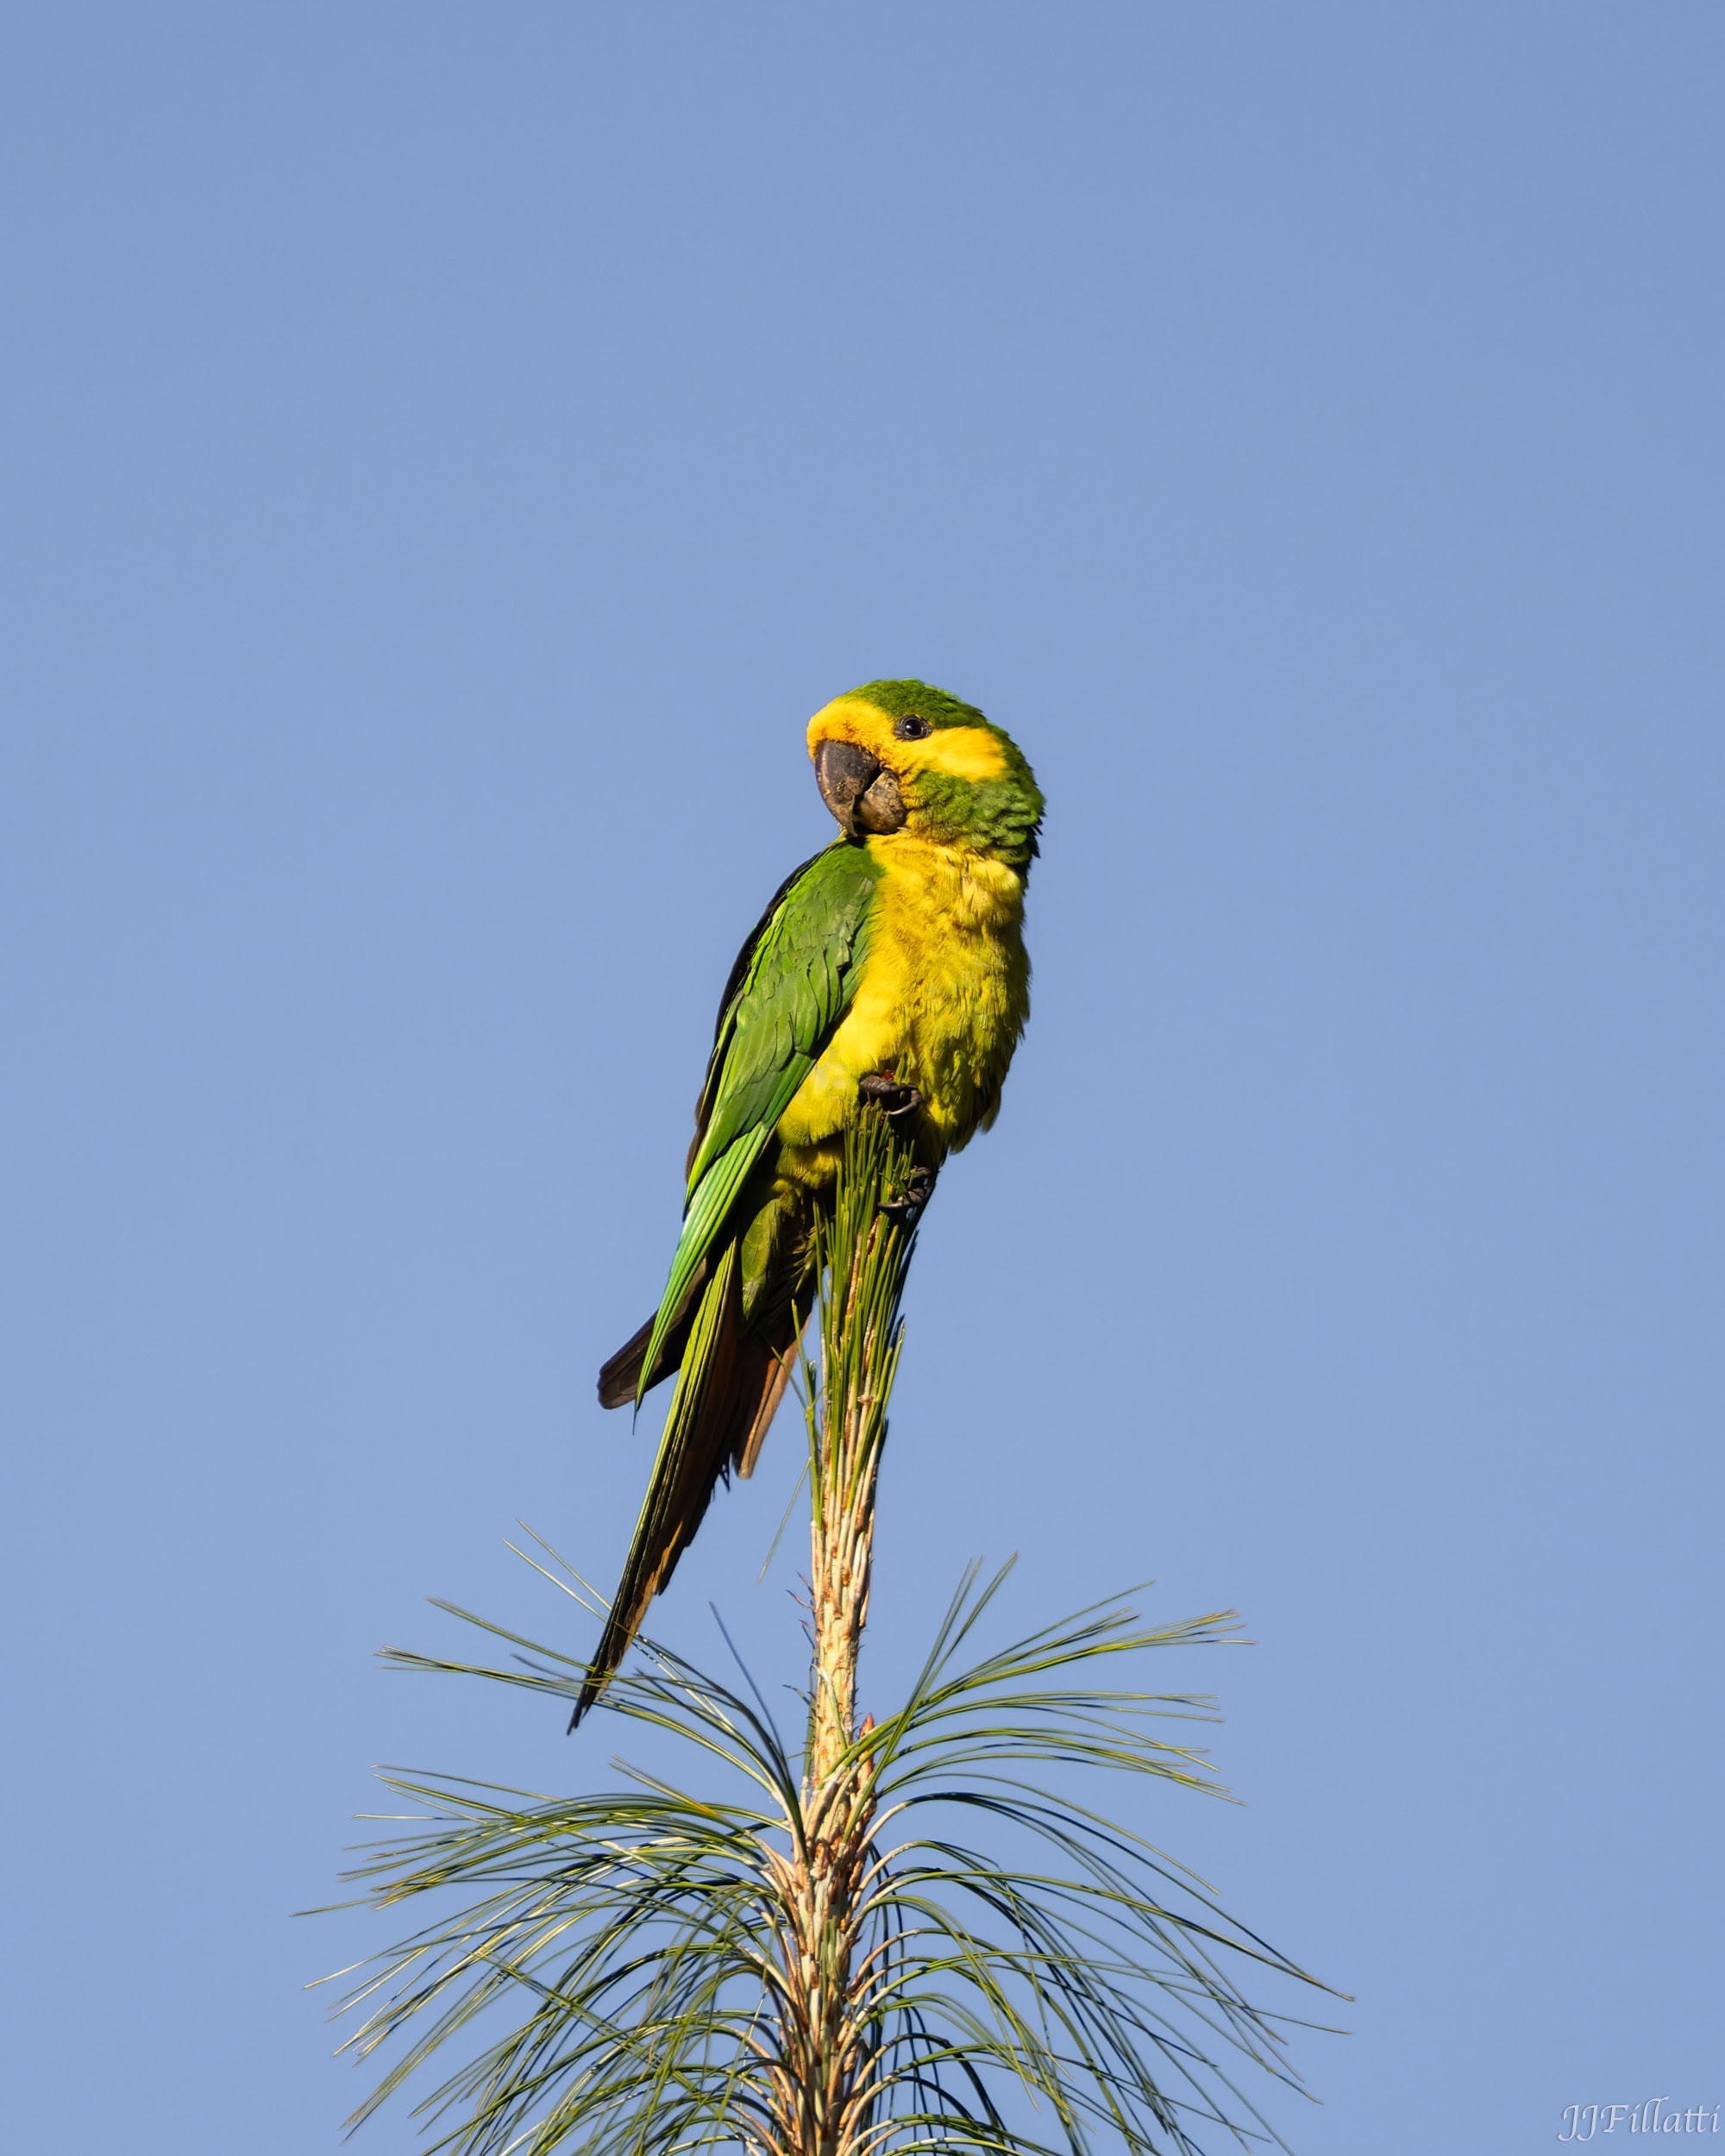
[806,696,1010,785]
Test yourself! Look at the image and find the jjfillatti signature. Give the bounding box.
[1559,2103,1720,2140]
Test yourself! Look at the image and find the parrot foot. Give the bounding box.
[858,1069,923,1124]
[880,1164,936,1226]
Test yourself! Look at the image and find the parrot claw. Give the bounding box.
[881,1164,936,1225]
[858,1069,923,1124]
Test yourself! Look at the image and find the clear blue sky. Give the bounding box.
[3,6,1720,2151]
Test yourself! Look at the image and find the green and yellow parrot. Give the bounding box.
[576,680,1043,1722]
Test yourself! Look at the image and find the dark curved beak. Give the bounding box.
[814,739,907,835]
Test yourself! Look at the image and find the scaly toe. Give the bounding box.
[858,1069,923,1122]
[880,1164,937,1225]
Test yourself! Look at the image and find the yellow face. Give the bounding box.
[806,694,1010,787]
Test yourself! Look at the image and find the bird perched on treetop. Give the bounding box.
[575,680,1043,1723]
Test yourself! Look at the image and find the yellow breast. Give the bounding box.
[775,836,1029,1174]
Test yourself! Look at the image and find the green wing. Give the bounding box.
[634,839,881,1401]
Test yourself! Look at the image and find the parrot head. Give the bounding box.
[807,680,1043,873]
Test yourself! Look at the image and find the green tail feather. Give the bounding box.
[575,1241,768,1726]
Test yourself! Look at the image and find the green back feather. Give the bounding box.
[637,840,882,1398]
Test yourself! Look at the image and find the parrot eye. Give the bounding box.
[894,714,933,741]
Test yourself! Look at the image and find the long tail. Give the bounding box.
[574,1244,800,1727]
